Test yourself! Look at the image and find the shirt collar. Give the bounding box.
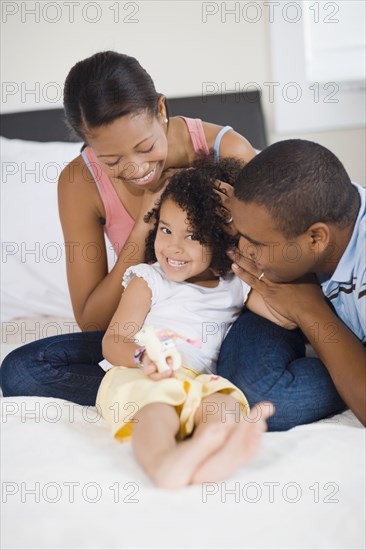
[327,183,365,283]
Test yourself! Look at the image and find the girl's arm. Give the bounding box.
[246,289,297,329]
[102,276,152,366]
[58,157,164,332]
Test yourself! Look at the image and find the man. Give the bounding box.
[217,139,365,430]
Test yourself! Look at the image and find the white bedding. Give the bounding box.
[1,319,365,550]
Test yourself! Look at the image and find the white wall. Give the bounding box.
[1,0,365,182]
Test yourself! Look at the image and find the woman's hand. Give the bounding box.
[136,168,180,223]
[213,180,238,236]
[214,179,233,212]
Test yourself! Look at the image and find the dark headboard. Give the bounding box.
[0,91,267,150]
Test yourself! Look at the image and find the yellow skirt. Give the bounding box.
[96,365,249,441]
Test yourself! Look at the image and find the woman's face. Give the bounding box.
[86,111,168,191]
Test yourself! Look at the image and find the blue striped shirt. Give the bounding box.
[320,183,366,343]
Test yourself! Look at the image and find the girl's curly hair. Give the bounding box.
[144,153,245,276]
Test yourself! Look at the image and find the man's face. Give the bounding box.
[231,197,317,283]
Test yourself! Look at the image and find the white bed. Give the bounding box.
[1,118,365,550]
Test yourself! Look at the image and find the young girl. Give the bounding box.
[98,157,292,489]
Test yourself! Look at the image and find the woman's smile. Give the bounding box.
[121,165,157,186]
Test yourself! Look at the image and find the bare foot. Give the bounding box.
[151,422,228,489]
[191,402,274,484]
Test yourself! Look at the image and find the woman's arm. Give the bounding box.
[202,122,257,163]
[102,276,152,366]
[218,129,257,162]
[58,157,160,331]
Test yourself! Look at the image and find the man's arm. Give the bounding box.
[296,300,366,425]
[246,289,297,329]
[232,261,366,426]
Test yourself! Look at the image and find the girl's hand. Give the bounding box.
[140,352,175,381]
[157,167,182,189]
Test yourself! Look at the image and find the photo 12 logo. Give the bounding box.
[202,481,340,503]
[1,2,140,24]
[1,481,140,504]
[201,2,340,24]
[201,81,339,105]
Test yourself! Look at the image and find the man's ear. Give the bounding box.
[306,223,330,254]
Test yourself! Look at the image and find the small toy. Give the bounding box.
[135,326,182,373]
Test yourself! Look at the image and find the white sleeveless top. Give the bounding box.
[122,262,250,374]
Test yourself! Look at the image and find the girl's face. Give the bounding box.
[154,199,214,284]
[86,110,168,192]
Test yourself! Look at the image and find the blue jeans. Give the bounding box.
[0,332,105,406]
[1,316,347,427]
[217,310,347,431]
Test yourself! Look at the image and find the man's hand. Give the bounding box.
[228,249,326,325]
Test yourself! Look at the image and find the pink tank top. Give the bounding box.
[81,117,210,255]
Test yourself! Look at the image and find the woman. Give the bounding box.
[0,51,256,405]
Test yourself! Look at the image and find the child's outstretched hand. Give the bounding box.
[140,352,175,381]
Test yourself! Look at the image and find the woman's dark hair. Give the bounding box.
[144,154,245,276]
[63,51,162,140]
[234,139,359,238]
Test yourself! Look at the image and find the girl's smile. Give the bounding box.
[166,258,189,269]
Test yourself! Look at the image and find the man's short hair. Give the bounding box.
[234,139,359,238]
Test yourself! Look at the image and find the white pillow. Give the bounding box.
[1,137,86,321]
